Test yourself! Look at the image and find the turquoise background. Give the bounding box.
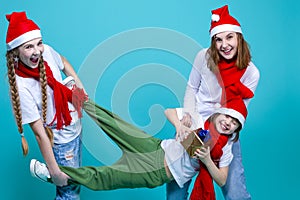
[1,0,299,199]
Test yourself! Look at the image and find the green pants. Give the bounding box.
[60,100,172,191]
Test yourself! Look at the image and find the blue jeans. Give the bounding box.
[166,140,251,200]
[53,135,82,200]
[166,179,191,200]
[221,140,251,200]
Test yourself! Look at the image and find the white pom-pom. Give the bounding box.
[211,14,220,22]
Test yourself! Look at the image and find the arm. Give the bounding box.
[61,55,86,93]
[182,50,205,126]
[242,63,260,106]
[194,146,228,186]
[181,86,195,128]
[30,119,69,186]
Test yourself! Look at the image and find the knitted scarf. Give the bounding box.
[15,61,88,129]
[216,59,254,106]
[190,120,229,200]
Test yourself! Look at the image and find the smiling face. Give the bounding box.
[214,31,238,61]
[214,113,240,135]
[17,38,44,68]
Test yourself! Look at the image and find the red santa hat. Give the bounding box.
[215,97,247,128]
[209,5,242,38]
[6,11,41,51]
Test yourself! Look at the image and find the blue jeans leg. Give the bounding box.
[221,140,251,200]
[166,179,191,200]
[53,135,82,200]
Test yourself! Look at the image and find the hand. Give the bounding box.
[50,170,70,187]
[175,124,192,141]
[181,113,192,128]
[193,146,211,164]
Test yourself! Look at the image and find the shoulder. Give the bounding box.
[193,48,209,69]
[42,44,64,69]
[244,61,260,80]
[195,48,209,59]
[43,44,55,53]
[247,62,260,73]
[43,44,60,57]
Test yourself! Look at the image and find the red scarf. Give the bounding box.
[190,121,229,200]
[190,60,253,199]
[216,59,254,105]
[15,61,88,130]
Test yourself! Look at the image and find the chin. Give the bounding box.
[223,54,235,60]
[28,63,39,69]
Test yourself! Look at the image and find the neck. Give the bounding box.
[220,55,237,64]
[18,60,40,72]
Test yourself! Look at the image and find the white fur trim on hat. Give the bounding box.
[216,107,245,127]
[6,30,41,51]
[210,24,242,38]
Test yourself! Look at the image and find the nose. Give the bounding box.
[224,119,230,126]
[224,118,233,127]
[33,46,42,55]
[221,40,228,49]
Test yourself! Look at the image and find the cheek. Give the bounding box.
[18,51,31,61]
[231,40,238,49]
[37,46,45,54]
[232,125,239,133]
[18,54,27,64]
[215,43,222,50]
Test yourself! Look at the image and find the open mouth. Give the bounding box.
[222,48,232,55]
[220,122,229,131]
[30,56,39,65]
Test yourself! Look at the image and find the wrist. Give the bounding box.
[203,157,215,168]
[47,165,61,176]
[174,122,182,130]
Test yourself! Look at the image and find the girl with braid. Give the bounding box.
[5,11,87,200]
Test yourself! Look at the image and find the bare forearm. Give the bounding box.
[30,120,60,174]
[204,159,228,187]
[165,108,181,129]
[61,56,85,90]
[195,147,228,187]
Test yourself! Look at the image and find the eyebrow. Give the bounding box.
[22,39,43,47]
[215,32,235,39]
[226,32,235,37]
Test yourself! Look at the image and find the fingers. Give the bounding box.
[51,172,70,187]
[176,124,192,141]
[182,115,192,128]
[176,130,188,142]
[194,146,210,159]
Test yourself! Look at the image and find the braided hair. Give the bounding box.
[6,50,53,156]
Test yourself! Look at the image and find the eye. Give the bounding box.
[227,34,234,40]
[215,37,222,42]
[24,44,33,49]
[232,119,239,126]
[38,40,43,46]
